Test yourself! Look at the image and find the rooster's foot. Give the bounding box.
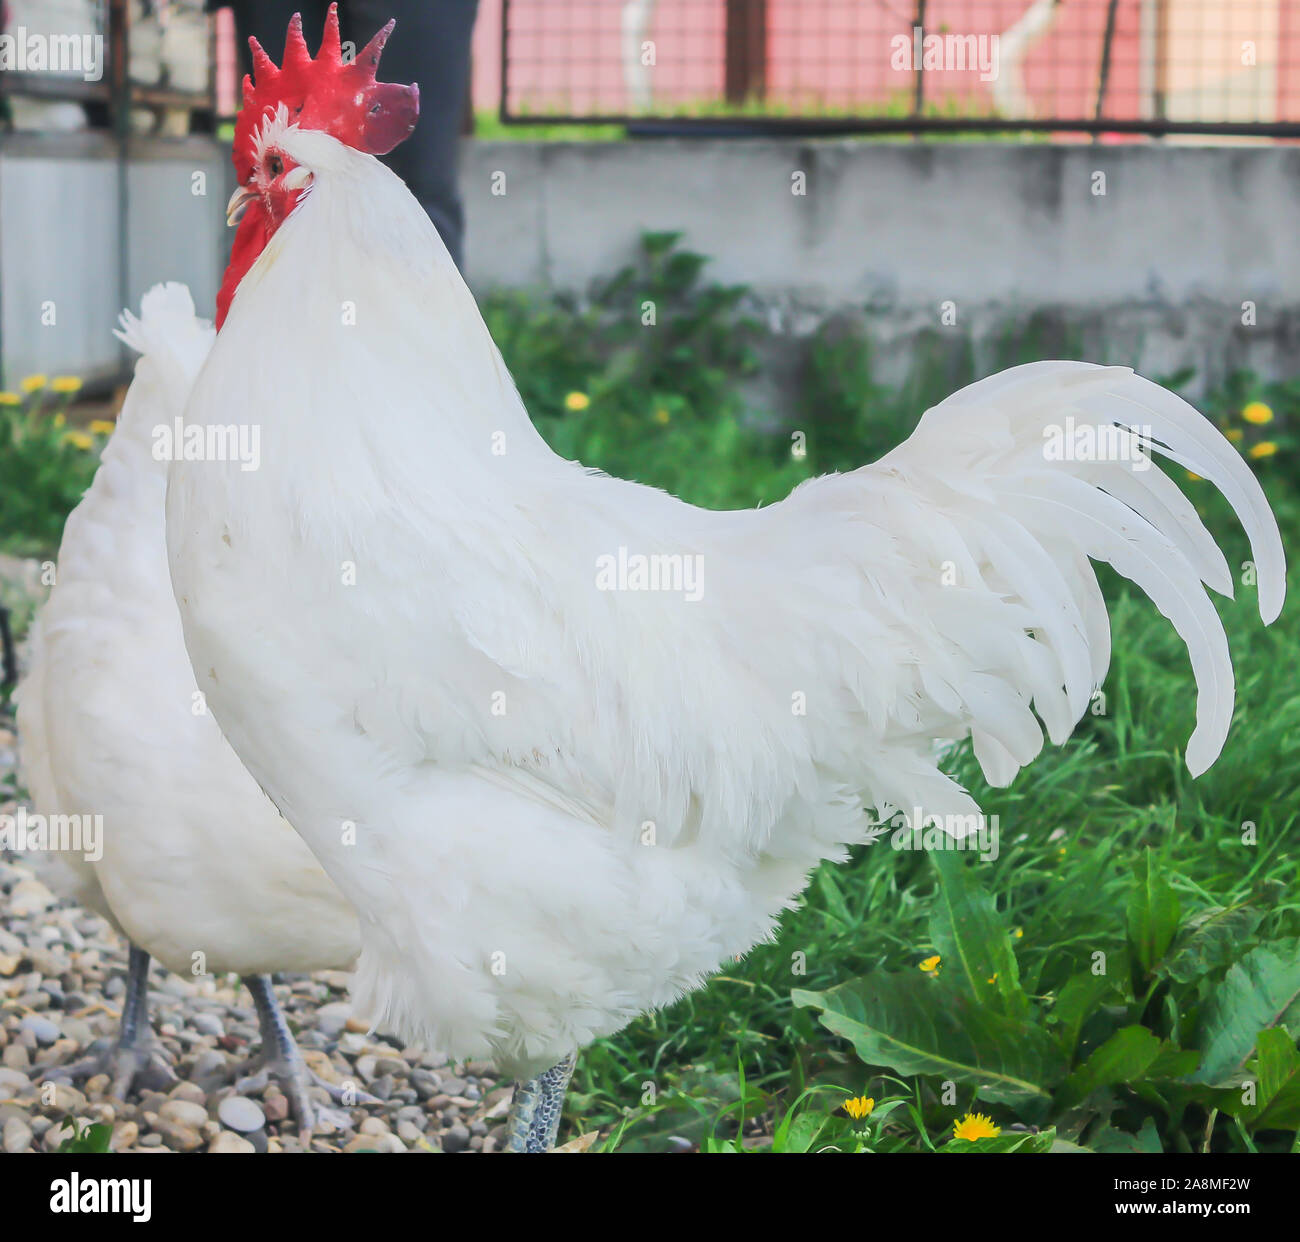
[38,1035,178,1099]
[35,944,176,1099]
[234,973,372,1138]
[232,1057,361,1137]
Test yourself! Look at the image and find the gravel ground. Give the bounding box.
[0,711,514,1155]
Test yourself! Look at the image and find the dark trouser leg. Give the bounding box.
[227,0,329,70]
[342,0,479,270]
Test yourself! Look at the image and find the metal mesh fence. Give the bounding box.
[499,0,1300,136]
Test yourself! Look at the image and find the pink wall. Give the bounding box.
[477,0,724,118]
[475,0,1293,125]
[1281,0,1300,117]
[476,0,1145,121]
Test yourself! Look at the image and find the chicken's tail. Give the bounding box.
[845,361,1284,790]
[114,281,214,391]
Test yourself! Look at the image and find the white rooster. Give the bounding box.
[14,7,416,1132]
[165,33,1286,1152]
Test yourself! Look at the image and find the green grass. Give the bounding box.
[471,111,626,142]
[0,384,103,561]
[479,89,1060,144]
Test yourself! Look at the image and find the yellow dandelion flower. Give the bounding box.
[1241,401,1273,426]
[919,954,941,974]
[843,1095,875,1121]
[89,419,117,436]
[564,391,590,412]
[1249,441,1278,460]
[653,406,670,425]
[53,412,66,428]
[63,430,94,450]
[0,392,20,406]
[1225,428,1243,443]
[51,375,82,394]
[20,374,47,393]
[1013,927,1024,939]
[952,1112,1001,1141]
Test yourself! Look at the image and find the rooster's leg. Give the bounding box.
[38,944,177,1097]
[235,973,367,1138]
[504,1052,577,1152]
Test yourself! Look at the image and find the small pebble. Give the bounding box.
[262,1094,289,1124]
[18,1015,59,1046]
[159,1099,208,1129]
[442,1124,471,1153]
[44,1083,87,1114]
[208,1130,256,1154]
[217,1095,266,1133]
[169,1081,208,1106]
[3,1115,33,1154]
[190,1013,224,1038]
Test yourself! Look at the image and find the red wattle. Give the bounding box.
[216,210,270,330]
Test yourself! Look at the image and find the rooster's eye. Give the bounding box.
[267,155,283,177]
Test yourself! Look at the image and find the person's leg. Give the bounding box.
[227,0,329,79]
[342,1,479,270]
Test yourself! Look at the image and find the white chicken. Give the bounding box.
[14,8,417,1132]
[165,40,1285,1152]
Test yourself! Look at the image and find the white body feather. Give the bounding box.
[166,129,1285,1076]
[15,282,359,978]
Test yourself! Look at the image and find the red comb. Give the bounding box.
[232,4,419,184]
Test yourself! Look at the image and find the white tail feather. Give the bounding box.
[870,362,1285,783]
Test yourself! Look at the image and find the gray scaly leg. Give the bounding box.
[41,944,177,1097]
[233,974,368,1138]
[118,944,152,1047]
[505,1052,577,1153]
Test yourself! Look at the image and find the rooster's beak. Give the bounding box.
[226,184,256,227]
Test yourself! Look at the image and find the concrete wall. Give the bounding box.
[0,134,122,384]
[0,134,230,387]
[4,135,1296,394]
[461,139,1300,390]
